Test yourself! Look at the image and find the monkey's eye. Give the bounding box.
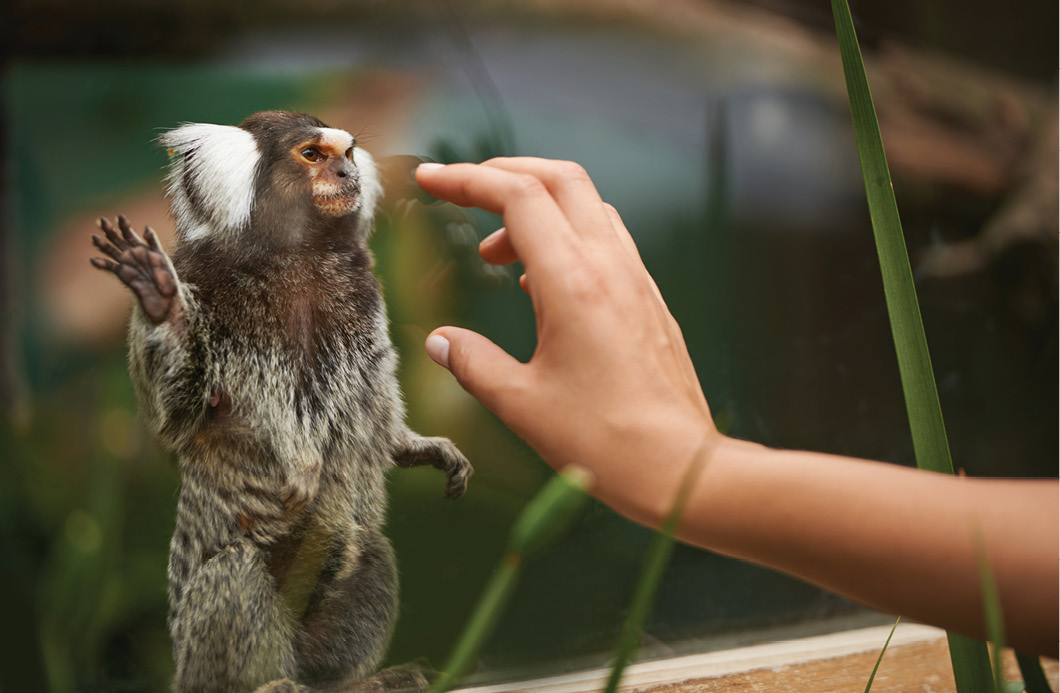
[301,147,324,162]
[344,147,354,161]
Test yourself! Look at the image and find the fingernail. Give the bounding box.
[417,162,445,173]
[425,334,451,369]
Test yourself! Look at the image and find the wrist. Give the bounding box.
[613,423,729,532]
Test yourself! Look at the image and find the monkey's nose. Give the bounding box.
[337,169,348,178]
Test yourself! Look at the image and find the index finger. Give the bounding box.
[415,162,579,274]
[480,158,617,245]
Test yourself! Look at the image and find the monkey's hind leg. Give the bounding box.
[314,664,431,692]
[171,539,298,693]
[393,436,473,499]
[295,532,399,688]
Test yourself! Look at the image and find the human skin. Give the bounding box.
[415,158,1058,657]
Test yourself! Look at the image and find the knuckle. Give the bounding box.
[508,173,549,200]
[553,159,591,184]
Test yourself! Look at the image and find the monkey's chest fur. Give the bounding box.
[165,240,403,603]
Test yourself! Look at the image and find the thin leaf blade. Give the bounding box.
[1016,652,1054,693]
[865,617,901,693]
[829,1,995,691]
[829,0,952,476]
[604,444,711,693]
[428,467,592,693]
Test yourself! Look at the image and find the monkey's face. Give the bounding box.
[291,128,363,218]
[162,112,383,248]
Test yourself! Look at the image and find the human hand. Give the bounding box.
[415,158,718,525]
[417,160,1060,656]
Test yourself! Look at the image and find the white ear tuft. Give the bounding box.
[353,147,383,230]
[159,124,260,238]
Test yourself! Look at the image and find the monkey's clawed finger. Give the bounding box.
[441,458,472,499]
[144,226,163,253]
[92,234,125,262]
[118,214,149,248]
[90,256,121,273]
[444,476,468,500]
[98,216,131,252]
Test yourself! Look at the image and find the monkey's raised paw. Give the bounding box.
[440,444,473,500]
[91,215,178,326]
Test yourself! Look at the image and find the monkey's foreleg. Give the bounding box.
[393,436,472,499]
[92,215,209,450]
[171,539,298,693]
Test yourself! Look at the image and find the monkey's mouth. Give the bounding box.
[314,185,360,217]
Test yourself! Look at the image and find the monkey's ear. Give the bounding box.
[158,124,260,238]
[376,155,444,214]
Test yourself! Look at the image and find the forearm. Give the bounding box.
[128,288,208,450]
[670,437,1058,656]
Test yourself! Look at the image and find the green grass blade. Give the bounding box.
[428,467,592,693]
[829,2,995,691]
[864,617,901,693]
[975,536,1006,693]
[506,465,593,561]
[1016,652,1053,693]
[948,633,997,693]
[601,514,679,693]
[427,554,521,693]
[830,0,952,476]
[604,445,710,693]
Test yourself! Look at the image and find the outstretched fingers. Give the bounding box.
[480,157,618,244]
[416,162,580,277]
[97,216,130,252]
[91,233,125,263]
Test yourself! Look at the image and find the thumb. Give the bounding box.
[425,327,525,415]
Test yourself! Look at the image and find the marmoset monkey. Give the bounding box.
[90,111,472,692]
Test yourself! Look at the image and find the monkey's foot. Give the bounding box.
[344,664,431,692]
[394,436,473,499]
[91,215,179,326]
[253,678,306,693]
[252,665,430,693]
